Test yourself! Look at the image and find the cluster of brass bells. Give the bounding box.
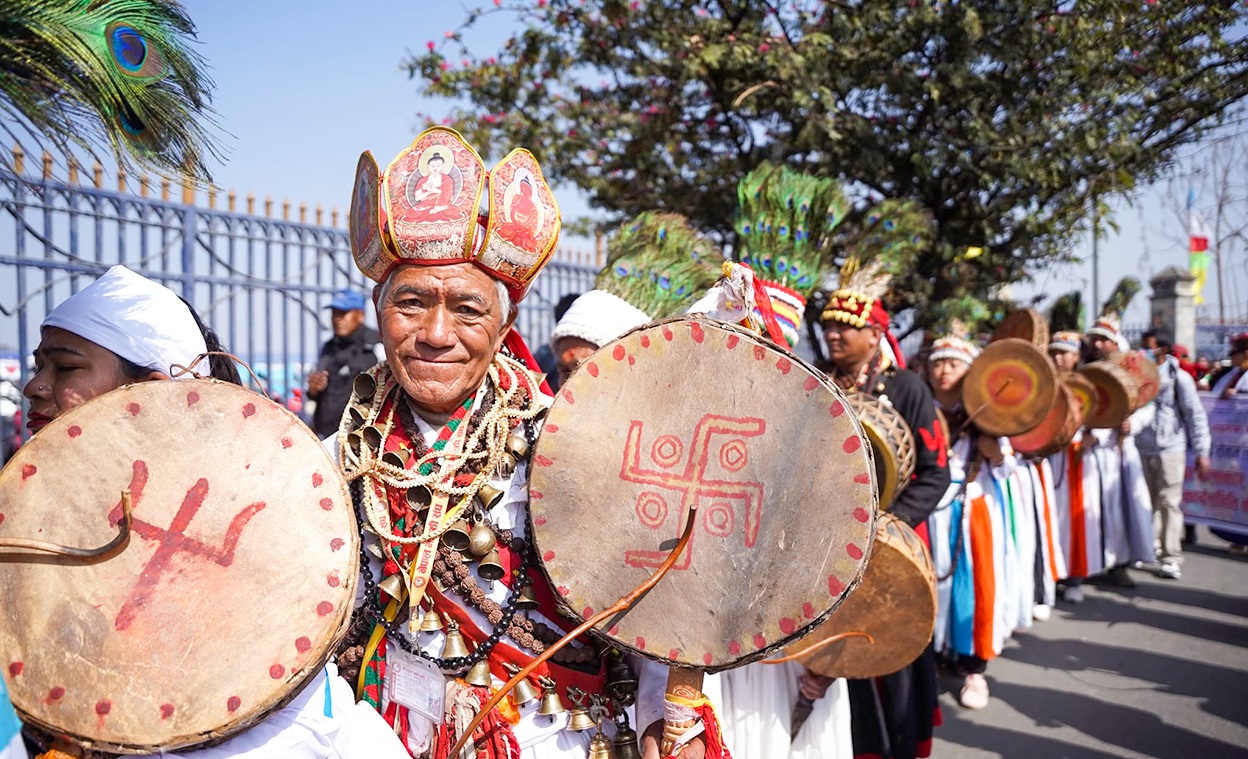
[444,483,510,581]
[497,432,531,477]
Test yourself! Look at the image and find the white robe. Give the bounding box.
[1050,431,1104,578]
[1090,404,1157,568]
[718,661,851,759]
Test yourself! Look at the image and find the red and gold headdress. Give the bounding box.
[349,127,560,301]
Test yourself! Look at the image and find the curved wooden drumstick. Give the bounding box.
[758,630,876,665]
[0,490,132,558]
[447,507,699,758]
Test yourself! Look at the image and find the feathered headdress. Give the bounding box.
[551,211,723,350]
[1048,290,1083,333]
[0,0,219,181]
[821,198,934,329]
[1087,277,1140,341]
[350,127,560,301]
[734,163,848,346]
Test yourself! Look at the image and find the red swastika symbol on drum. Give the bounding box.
[620,414,765,570]
[108,461,267,631]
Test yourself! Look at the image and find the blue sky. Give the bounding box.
[186,0,1231,331]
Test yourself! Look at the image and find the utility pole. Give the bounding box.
[1091,194,1100,317]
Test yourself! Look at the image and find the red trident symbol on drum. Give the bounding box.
[620,414,766,570]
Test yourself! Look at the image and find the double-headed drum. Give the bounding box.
[785,513,936,678]
[843,392,916,510]
[0,381,358,754]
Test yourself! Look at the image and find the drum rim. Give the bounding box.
[963,338,1058,437]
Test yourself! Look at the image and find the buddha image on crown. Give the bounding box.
[480,152,559,280]
[383,129,483,260]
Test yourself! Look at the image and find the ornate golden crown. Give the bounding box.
[349,127,560,300]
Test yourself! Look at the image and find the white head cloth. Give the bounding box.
[550,289,651,350]
[42,266,209,378]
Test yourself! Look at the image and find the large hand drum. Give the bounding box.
[528,319,877,670]
[963,338,1058,437]
[1106,350,1161,410]
[0,381,358,753]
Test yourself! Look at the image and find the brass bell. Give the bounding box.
[468,520,497,558]
[361,425,383,450]
[347,403,368,429]
[510,670,540,706]
[381,447,410,469]
[536,680,565,716]
[516,581,540,610]
[477,549,506,582]
[464,659,493,687]
[587,733,612,759]
[443,519,471,553]
[406,485,433,510]
[605,656,638,707]
[376,573,407,603]
[476,482,505,510]
[498,452,517,477]
[366,542,386,560]
[567,706,597,732]
[440,620,471,659]
[347,430,364,457]
[612,724,642,759]
[420,606,444,632]
[353,373,377,402]
[505,433,530,460]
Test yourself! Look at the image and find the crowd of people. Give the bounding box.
[0,132,1234,759]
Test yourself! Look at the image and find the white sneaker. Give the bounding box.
[960,673,990,709]
[1157,562,1181,580]
[1033,603,1052,622]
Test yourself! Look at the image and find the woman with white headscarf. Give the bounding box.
[23,265,239,434]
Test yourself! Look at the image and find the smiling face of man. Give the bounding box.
[375,263,513,417]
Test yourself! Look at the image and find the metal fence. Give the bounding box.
[0,151,596,425]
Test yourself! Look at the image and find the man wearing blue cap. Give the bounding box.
[308,288,384,438]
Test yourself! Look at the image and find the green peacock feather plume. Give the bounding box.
[0,0,219,181]
[1048,290,1083,332]
[1101,276,1141,319]
[598,211,724,319]
[926,295,993,339]
[735,162,848,297]
[831,198,934,302]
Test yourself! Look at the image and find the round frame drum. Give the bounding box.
[1106,350,1161,410]
[528,319,878,671]
[1011,383,1082,458]
[844,393,916,510]
[1078,362,1137,429]
[1063,371,1097,421]
[0,381,358,753]
[992,309,1050,351]
[963,339,1058,437]
[785,513,936,678]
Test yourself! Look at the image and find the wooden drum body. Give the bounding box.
[785,513,936,678]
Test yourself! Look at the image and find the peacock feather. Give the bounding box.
[735,162,848,297]
[599,211,724,319]
[831,198,934,302]
[926,295,992,339]
[1101,276,1141,319]
[1048,290,1083,332]
[0,0,218,181]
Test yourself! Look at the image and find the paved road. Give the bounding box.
[932,527,1248,759]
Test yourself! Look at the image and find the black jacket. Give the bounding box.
[311,326,380,438]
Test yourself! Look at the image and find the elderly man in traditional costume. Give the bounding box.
[924,335,1013,710]
[1084,283,1155,588]
[816,259,949,759]
[329,127,633,759]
